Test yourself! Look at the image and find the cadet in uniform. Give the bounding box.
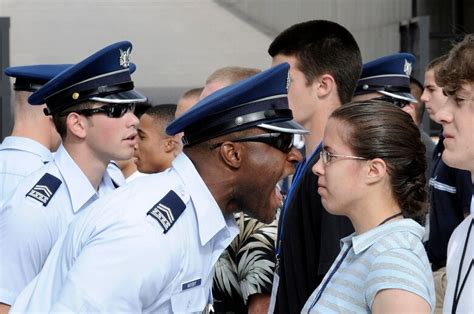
[11,63,304,313]
[0,64,70,203]
[0,41,146,311]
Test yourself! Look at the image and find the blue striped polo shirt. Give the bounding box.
[302,218,435,313]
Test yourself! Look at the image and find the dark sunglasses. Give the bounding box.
[60,103,136,118]
[210,132,294,153]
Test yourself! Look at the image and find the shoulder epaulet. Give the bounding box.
[147,190,186,233]
[25,173,62,207]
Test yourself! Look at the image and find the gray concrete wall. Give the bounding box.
[216,0,413,62]
[0,0,274,103]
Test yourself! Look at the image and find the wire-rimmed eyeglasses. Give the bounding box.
[320,148,367,164]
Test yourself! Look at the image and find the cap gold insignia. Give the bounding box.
[119,47,131,68]
[72,92,80,100]
[403,59,412,76]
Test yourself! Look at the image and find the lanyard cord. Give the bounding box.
[276,143,321,257]
[308,243,352,310]
[307,211,403,312]
[452,217,473,314]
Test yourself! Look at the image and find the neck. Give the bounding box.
[187,151,238,217]
[348,196,402,235]
[302,99,341,157]
[63,141,108,191]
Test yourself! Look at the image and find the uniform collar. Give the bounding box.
[341,218,424,255]
[0,136,53,163]
[173,153,238,246]
[53,145,115,213]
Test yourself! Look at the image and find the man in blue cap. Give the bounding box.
[10,63,304,312]
[0,41,146,312]
[0,64,70,203]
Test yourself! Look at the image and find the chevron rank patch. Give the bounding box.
[26,173,62,206]
[147,190,186,233]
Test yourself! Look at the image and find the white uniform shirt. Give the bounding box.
[0,136,53,203]
[443,214,473,314]
[11,153,239,313]
[0,144,116,305]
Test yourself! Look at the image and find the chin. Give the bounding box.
[442,152,470,172]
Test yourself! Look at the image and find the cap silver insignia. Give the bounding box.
[235,116,244,125]
[286,72,291,90]
[404,59,412,76]
[119,47,131,68]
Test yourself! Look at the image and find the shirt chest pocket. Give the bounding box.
[170,286,208,313]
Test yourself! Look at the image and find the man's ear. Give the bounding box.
[402,103,417,122]
[315,74,336,98]
[365,157,387,185]
[218,142,243,169]
[164,136,179,153]
[66,113,87,139]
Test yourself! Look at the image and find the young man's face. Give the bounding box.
[435,82,474,174]
[83,102,138,162]
[134,113,174,173]
[272,55,319,127]
[421,69,448,122]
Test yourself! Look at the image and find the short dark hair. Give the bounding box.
[134,101,153,119]
[436,34,474,94]
[52,101,95,137]
[268,20,362,104]
[331,100,427,224]
[143,104,177,131]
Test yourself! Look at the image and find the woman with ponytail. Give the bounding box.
[302,100,435,313]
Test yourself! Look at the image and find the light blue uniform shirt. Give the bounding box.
[0,136,53,203]
[11,153,239,313]
[0,144,116,305]
[302,219,436,313]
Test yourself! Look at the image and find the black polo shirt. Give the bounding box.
[425,134,472,270]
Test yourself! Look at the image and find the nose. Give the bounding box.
[283,146,303,176]
[126,111,139,128]
[420,88,429,103]
[312,157,324,176]
[287,146,303,164]
[435,97,454,125]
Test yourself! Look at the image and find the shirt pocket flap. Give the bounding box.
[170,286,207,313]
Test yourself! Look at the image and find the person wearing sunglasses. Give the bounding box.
[197,66,307,314]
[302,100,435,313]
[0,41,146,313]
[10,63,305,313]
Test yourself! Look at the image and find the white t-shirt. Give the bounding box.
[443,210,473,314]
